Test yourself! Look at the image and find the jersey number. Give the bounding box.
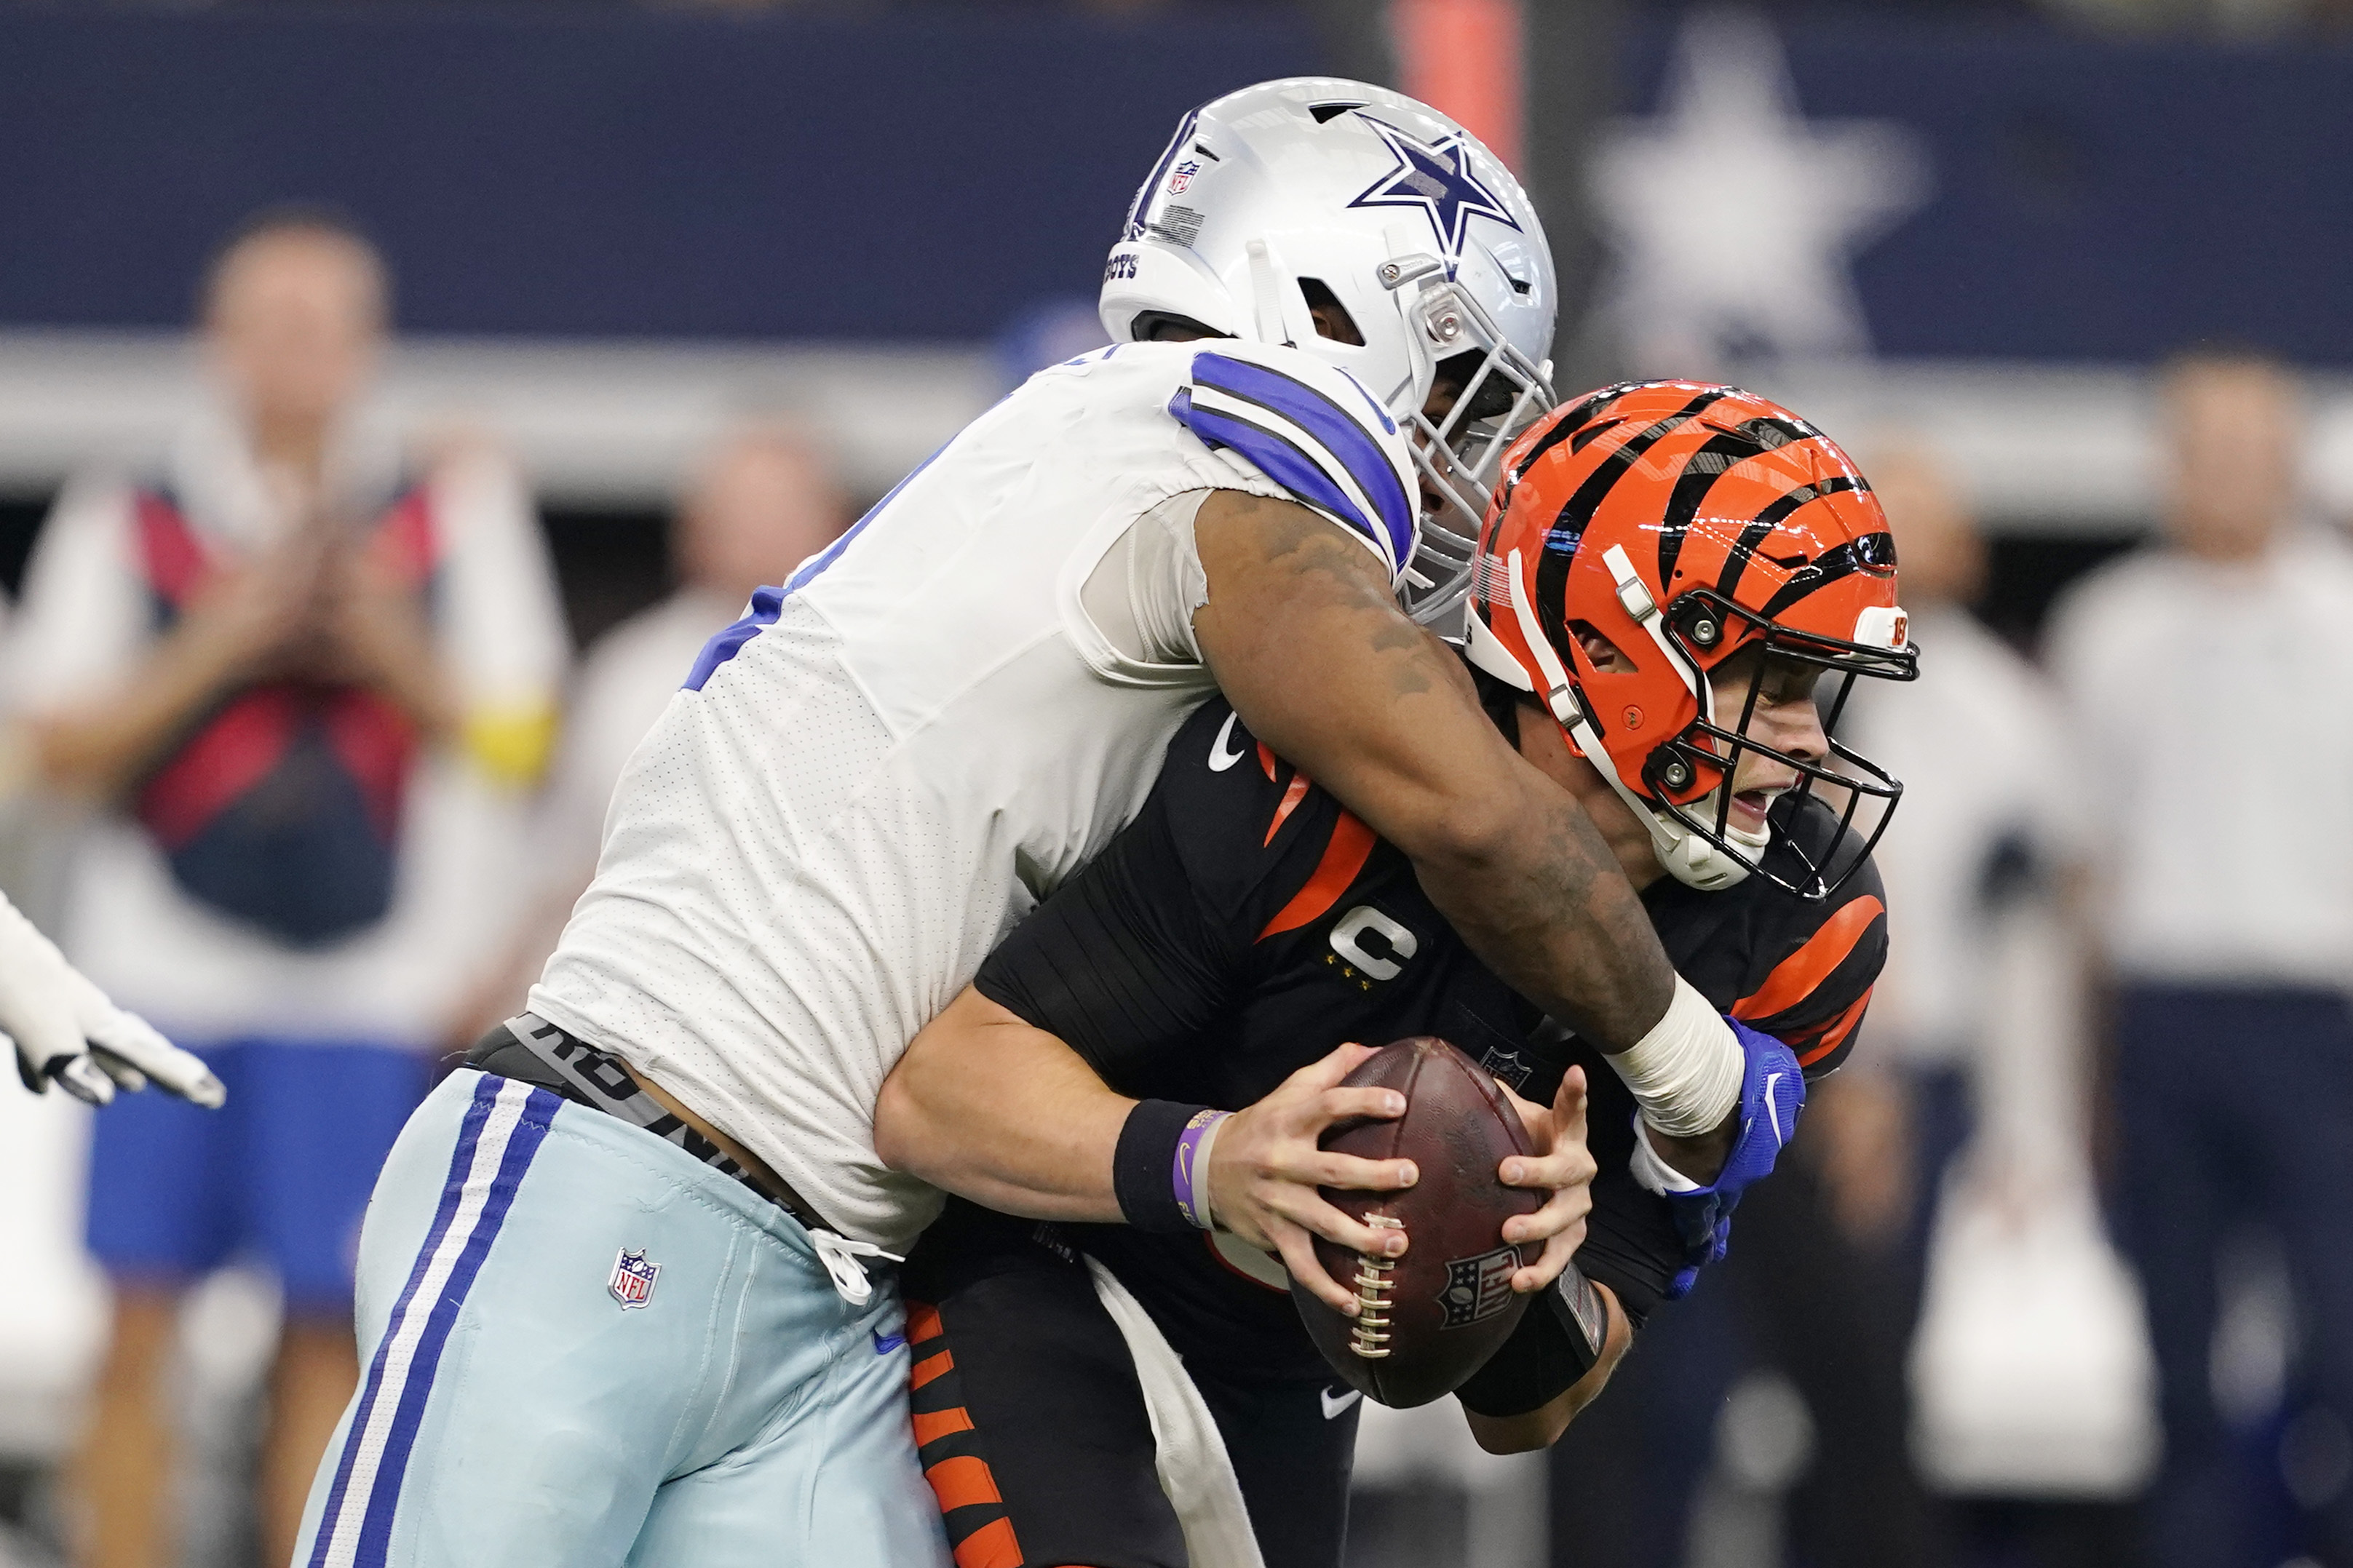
[1330,905,1418,982]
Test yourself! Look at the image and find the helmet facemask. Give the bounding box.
[1379,255,1556,627]
[1638,592,1916,901]
[1468,379,1919,901]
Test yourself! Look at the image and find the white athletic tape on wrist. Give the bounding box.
[1607,975,1742,1139]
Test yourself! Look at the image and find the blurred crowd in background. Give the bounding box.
[2,3,2351,1568]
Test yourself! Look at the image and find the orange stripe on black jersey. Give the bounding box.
[905,1297,1025,1568]
[1732,895,1884,1025]
[1257,811,1376,940]
[927,1456,1004,1512]
[1796,984,1872,1069]
[913,1406,976,1445]
[910,1345,956,1390]
[950,1518,1023,1568]
[1256,741,1278,782]
[1265,771,1311,846]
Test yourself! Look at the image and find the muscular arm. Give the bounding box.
[873,985,1422,1313]
[1190,492,1675,1053]
[1461,1282,1634,1454]
[873,987,1136,1223]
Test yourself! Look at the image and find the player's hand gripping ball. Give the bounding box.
[1288,1037,1542,1407]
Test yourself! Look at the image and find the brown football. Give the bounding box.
[1288,1035,1541,1408]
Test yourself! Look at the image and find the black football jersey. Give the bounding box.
[964,695,1887,1390]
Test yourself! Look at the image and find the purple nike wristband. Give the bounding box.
[1172,1109,1230,1230]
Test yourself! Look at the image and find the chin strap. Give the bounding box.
[1488,550,1752,892]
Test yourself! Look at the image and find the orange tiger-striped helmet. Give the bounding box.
[1464,381,1918,898]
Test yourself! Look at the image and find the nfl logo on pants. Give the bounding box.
[608,1247,659,1309]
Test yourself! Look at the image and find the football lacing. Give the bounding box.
[1348,1214,1405,1360]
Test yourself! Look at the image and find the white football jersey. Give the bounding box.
[529,339,1417,1247]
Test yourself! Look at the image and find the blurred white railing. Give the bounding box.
[7,331,2353,528]
[0,330,999,510]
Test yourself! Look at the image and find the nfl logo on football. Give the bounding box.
[608,1247,659,1309]
[1438,1247,1517,1329]
[1167,159,1199,194]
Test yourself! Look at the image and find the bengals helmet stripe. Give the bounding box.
[1501,383,1628,488]
[1714,477,1868,601]
[1758,531,1899,620]
[1531,386,1731,662]
[1654,417,1817,587]
[1468,381,1918,899]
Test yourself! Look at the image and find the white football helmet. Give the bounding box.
[1101,77,1558,626]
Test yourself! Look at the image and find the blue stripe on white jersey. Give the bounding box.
[306,1076,560,1568]
[1172,350,1418,576]
[682,442,948,692]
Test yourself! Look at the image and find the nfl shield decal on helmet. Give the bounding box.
[1168,159,1199,194]
[608,1247,659,1309]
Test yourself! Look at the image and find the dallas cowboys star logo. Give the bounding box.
[1346,116,1520,269]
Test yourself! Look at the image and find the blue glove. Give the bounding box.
[1642,1016,1804,1298]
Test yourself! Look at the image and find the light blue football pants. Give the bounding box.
[291,1069,949,1568]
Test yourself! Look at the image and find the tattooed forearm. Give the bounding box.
[1190,489,1677,1050]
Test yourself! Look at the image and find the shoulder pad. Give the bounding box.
[1167,341,1419,582]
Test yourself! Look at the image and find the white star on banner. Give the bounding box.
[1589,9,1932,376]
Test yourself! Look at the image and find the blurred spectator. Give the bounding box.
[2045,348,2353,1568]
[1833,444,2084,1283]
[1547,500,1964,1568]
[1841,445,2156,1567]
[450,421,851,1044]
[6,211,566,1568]
[1547,453,2084,1568]
[1547,1137,1943,1568]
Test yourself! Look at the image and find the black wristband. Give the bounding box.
[1454,1261,1613,1419]
[1544,1262,1609,1379]
[1114,1099,1213,1235]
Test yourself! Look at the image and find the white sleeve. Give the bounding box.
[1165,342,1421,582]
[1079,490,1214,669]
[426,443,570,785]
[6,477,148,715]
[2008,660,2098,872]
[2036,573,2134,870]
